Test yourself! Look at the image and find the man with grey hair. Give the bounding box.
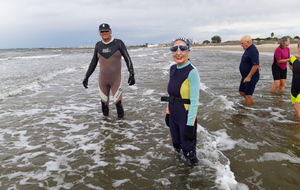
[239,35,260,105]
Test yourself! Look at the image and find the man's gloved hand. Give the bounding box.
[165,114,170,127]
[185,125,196,141]
[128,73,135,85]
[83,76,89,89]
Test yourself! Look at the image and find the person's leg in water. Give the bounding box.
[291,94,300,118]
[278,69,287,93]
[181,121,198,166]
[239,78,252,105]
[170,111,198,166]
[239,91,255,105]
[270,64,284,93]
[101,100,109,116]
[99,83,110,117]
[239,76,258,106]
[294,102,300,118]
[270,80,280,93]
[169,115,182,153]
[115,100,124,119]
[245,95,255,105]
[112,84,124,119]
[279,79,286,93]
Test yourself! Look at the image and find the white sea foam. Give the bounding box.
[142,89,155,96]
[196,125,249,190]
[211,129,238,151]
[217,95,235,110]
[115,144,141,151]
[200,82,209,92]
[0,66,79,99]
[112,179,130,188]
[258,152,300,164]
[155,178,171,185]
[2,47,296,189]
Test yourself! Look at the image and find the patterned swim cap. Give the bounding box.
[172,37,191,48]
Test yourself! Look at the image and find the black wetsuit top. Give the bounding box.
[290,56,300,97]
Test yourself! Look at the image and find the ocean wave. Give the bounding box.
[13,54,62,60]
[196,125,249,190]
[258,152,300,164]
[0,66,79,99]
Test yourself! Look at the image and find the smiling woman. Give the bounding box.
[161,37,201,166]
[171,40,190,66]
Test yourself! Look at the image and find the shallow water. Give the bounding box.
[0,47,299,190]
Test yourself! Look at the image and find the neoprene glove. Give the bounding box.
[128,73,135,85]
[185,125,196,141]
[165,114,170,127]
[83,76,89,89]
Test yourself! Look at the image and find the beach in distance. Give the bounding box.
[194,43,299,55]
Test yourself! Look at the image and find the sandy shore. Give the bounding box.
[194,43,298,55]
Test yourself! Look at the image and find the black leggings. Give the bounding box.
[272,63,287,80]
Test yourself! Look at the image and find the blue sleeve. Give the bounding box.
[187,67,200,126]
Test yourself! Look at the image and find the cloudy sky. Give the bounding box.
[1,0,300,49]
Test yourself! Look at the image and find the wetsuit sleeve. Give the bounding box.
[187,68,200,126]
[118,40,134,75]
[85,42,99,78]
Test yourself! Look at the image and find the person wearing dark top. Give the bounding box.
[239,35,260,105]
[289,42,300,118]
[82,23,135,119]
[161,37,200,166]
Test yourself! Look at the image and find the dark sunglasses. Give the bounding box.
[100,31,110,33]
[170,45,189,52]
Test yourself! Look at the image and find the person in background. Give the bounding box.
[289,42,300,118]
[82,23,135,119]
[239,35,260,105]
[270,36,290,93]
[161,37,200,166]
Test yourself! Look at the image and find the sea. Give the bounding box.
[0,47,299,190]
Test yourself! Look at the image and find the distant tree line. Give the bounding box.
[253,35,300,42]
[202,35,222,44]
[202,33,300,44]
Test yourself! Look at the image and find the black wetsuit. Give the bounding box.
[289,56,300,100]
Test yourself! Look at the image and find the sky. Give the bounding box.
[1,0,300,49]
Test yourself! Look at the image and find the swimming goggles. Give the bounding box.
[170,45,189,52]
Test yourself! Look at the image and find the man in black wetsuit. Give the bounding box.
[82,23,135,119]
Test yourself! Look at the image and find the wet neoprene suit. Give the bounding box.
[84,38,134,118]
[290,56,300,98]
[167,61,200,160]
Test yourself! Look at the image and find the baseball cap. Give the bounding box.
[99,23,111,32]
[172,37,191,48]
